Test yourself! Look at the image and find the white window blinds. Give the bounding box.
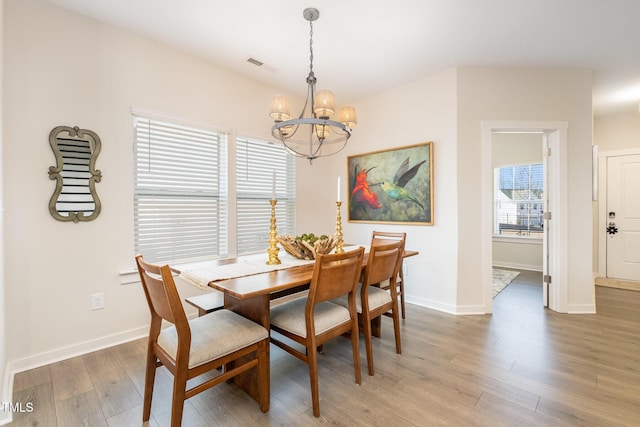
[494,163,544,238]
[134,116,228,263]
[236,137,295,254]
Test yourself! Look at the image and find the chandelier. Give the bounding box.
[269,8,356,164]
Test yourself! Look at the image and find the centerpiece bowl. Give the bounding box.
[277,233,339,260]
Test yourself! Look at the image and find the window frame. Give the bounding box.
[493,162,544,239]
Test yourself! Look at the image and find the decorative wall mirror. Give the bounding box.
[48,126,102,222]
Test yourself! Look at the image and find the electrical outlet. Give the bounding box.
[403,263,408,277]
[91,293,105,310]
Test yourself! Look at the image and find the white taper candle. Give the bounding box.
[272,170,276,199]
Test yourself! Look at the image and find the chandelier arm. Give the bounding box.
[298,76,313,120]
[281,137,349,162]
[280,141,309,158]
[280,140,324,162]
[280,140,323,161]
[271,123,302,141]
[317,139,349,158]
[307,137,323,159]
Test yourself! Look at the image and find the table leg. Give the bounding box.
[371,317,381,338]
[224,293,271,406]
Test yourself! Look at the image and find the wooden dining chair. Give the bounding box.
[371,231,407,319]
[269,247,365,417]
[135,255,270,427]
[334,240,403,376]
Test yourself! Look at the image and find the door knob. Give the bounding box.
[607,222,618,235]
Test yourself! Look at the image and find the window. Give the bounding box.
[494,163,543,238]
[134,116,228,263]
[236,137,296,254]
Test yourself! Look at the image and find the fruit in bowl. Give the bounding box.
[277,233,339,260]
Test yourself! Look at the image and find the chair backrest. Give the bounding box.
[362,240,404,288]
[135,255,189,333]
[371,231,406,276]
[307,247,365,306]
[371,231,406,250]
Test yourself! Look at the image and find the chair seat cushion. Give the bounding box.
[157,309,268,369]
[270,298,351,338]
[334,285,392,313]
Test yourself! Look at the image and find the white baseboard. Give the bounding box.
[2,311,202,418]
[8,325,149,376]
[406,297,487,315]
[407,296,457,314]
[452,305,489,315]
[492,262,543,272]
[2,326,149,425]
[567,303,596,314]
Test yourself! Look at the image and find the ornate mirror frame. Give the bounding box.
[48,126,102,222]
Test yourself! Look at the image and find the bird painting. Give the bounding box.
[348,142,432,224]
[379,158,426,209]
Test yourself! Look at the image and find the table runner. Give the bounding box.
[179,246,364,290]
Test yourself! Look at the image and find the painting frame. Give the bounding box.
[348,142,433,225]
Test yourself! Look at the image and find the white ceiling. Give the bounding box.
[43,0,640,117]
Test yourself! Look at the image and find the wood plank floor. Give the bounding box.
[9,273,640,426]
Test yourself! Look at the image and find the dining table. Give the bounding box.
[178,245,419,406]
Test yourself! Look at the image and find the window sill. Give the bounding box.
[120,270,139,285]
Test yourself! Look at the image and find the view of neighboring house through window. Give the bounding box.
[236,137,296,254]
[133,115,228,263]
[494,163,543,238]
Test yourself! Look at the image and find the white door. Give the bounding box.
[607,154,640,281]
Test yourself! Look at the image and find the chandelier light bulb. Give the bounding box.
[338,106,357,129]
[314,124,332,140]
[314,90,336,119]
[269,96,291,121]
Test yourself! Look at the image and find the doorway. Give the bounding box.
[491,132,545,304]
[481,121,569,313]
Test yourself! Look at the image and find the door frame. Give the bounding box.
[481,121,569,313]
[597,148,640,278]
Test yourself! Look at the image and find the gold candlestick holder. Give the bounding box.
[266,199,281,265]
[335,201,344,253]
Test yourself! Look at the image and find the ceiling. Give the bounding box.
[43,0,640,117]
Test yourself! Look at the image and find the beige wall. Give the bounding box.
[593,112,640,276]
[301,69,460,311]
[457,67,594,312]
[492,132,542,165]
[2,0,287,371]
[0,1,7,423]
[594,112,640,152]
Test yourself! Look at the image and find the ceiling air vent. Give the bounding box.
[247,57,263,67]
